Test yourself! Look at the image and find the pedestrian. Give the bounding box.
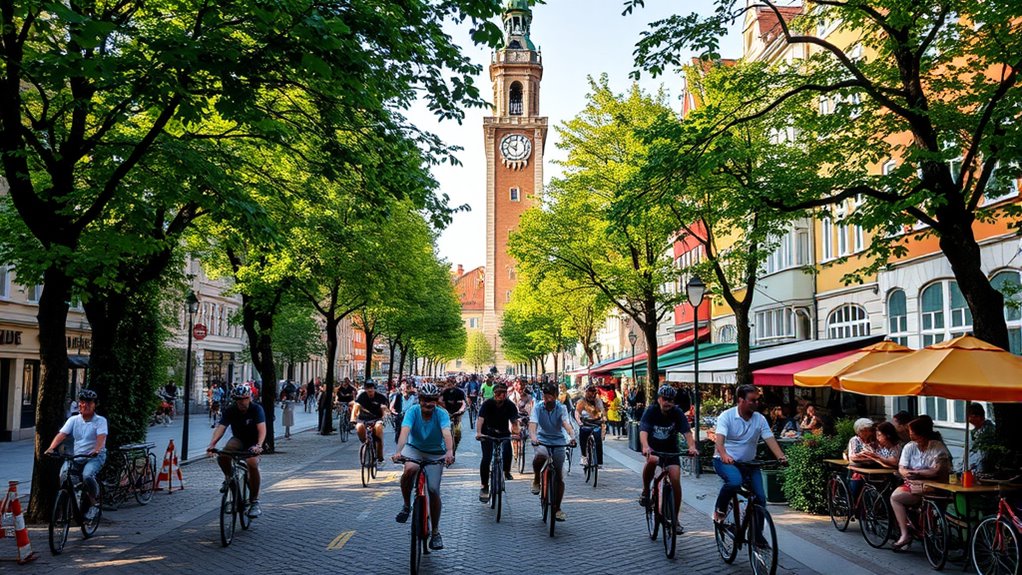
[281,395,296,439]
[305,379,316,413]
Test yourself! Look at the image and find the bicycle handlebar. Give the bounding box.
[734,459,787,469]
[209,449,259,459]
[478,435,515,442]
[46,452,97,461]
[394,457,448,466]
[532,442,573,448]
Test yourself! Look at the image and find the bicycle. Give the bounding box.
[825,462,901,549]
[210,449,256,547]
[644,451,687,559]
[513,419,530,474]
[479,435,513,522]
[47,453,104,555]
[467,397,479,429]
[579,419,602,488]
[336,403,351,443]
[99,442,157,509]
[714,460,784,575]
[358,419,381,487]
[397,457,447,575]
[972,483,1022,575]
[535,440,573,537]
[209,399,221,427]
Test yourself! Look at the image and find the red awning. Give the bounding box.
[751,350,861,387]
[591,328,708,375]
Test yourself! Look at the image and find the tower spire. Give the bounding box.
[502,0,535,51]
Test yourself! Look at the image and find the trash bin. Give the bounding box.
[628,420,641,452]
[763,468,786,503]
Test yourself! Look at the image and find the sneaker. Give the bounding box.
[504,472,514,481]
[479,487,489,502]
[580,455,589,467]
[429,533,444,550]
[712,510,726,524]
[639,493,651,508]
[84,506,99,522]
[247,501,262,518]
[555,510,567,521]
[396,505,410,523]
[531,480,541,495]
[674,523,685,535]
[219,480,229,493]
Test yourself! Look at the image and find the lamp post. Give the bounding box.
[628,330,638,389]
[686,275,705,477]
[181,290,199,462]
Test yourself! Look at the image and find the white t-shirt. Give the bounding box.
[899,439,951,472]
[713,406,774,462]
[59,414,109,456]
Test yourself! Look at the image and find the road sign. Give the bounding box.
[192,323,207,341]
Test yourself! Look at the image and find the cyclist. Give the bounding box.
[529,383,577,522]
[206,385,267,519]
[210,384,225,428]
[352,379,388,462]
[465,374,481,411]
[574,383,606,468]
[476,382,521,501]
[480,373,496,402]
[440,377,467,452]
[511,378,534,463]
[336,377,356,408]
[712,384,787,525]
[392,382,455,551]
[45,389,107,522]
[638,385,699,534]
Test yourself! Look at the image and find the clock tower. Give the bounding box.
[483,0,548,370]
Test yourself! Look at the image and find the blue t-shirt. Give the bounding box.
[530,401,569,445]
[402,405,451,455]
[466,381,480,395]
[640,405,691,453]
[219,402,266,447]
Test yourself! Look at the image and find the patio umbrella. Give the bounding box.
[839,335,1022,472]
[793,340,913,389]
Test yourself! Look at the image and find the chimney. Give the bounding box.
[457,264,464,277]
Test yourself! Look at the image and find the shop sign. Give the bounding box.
[0,329,22,345]
[67,335,91,351]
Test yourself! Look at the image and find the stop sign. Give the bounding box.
[192,323,208,341]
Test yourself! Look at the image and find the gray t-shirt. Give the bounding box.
[713,406,773,462]
[59,414,109,456]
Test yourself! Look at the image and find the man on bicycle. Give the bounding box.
[575,383,607,468]
[476,382,521,501]
[712,384,787,524]
[529,383,577,522]
[45,389,107,521]
[210,384,225,428]
[206,385,267,518]
[352,379,388,462]
[440,377,467,452]
[392,382,455,551]
[465,374,481,411]
[639,385,699,534]
[480,372,496,402]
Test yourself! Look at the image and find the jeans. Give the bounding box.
[61,451,107,500]
[713,458,766,515]
[578,424,604,465]
[480,437,512,486]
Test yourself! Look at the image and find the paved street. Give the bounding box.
[5,429,940,575]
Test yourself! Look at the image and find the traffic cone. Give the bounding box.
[155,440,184,492]
[0,482,39,564]
[154,442,172,491]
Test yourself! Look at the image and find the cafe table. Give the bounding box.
[922,480,1022,568]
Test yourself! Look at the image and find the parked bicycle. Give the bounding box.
[99,442,157,509]
[360,419,381,487]
[397,457,447,575]
[479,435,513,522]
[535,440,573,538]
[825,462,901,548]
[972,481,1022,575]
[210,449,255,547]
[47,453,104,555]
[714,460,784,575]
[644,451,686,559]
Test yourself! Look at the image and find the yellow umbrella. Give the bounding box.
[793,340,913,389]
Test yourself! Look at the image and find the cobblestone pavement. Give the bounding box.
[9,429,825,575]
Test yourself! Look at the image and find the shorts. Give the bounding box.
[400,445,445,495]
[533,445,566,479]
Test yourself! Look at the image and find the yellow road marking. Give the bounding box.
[326,530,355,551]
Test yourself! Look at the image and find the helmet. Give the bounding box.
[231,385,251,400]
[657,385,677,401]
[77,389,98,402]
[418,382,440,398]
[363,379,375,389]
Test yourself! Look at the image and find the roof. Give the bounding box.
[505,0,530,12]
[755,6,802,42]
[453,266,485,312]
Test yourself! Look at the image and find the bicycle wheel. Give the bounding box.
[135,453,157,505]
[646,489,660,540]
[662,485,676,559]
[493,462,503,522]
[923,499,949,570]
[826,476,851,532]
[410,496,424,575]
[239,475,252,530]
[360,444,370,487]
[219,485,236,547]
[973,516,1020,575]
[584,439,593,484]
[715,497,740,564]
[339,415,349,442]
[591,444,599,488]
[565,445,572,475]
[81,484,103,537]
[518,441,526,475]
[541,468,550,524]
[861,485,892,548]
[749,504,778,575]
[49,490,72,555]
[547,468,557,537]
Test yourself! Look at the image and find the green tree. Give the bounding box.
[464,332,496,372]
[272,299,325,382]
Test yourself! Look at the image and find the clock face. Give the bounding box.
[500,134,532,162]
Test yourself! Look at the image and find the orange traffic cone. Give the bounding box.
[155,440,184,492]
[0,481,39,564]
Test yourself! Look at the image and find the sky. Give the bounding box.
[408,0,741,271]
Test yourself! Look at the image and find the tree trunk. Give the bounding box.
[733,305,753,388]
[364,328,376,382]
[241,296,278,451]
[642,296,660,403]
[322,316,340,434]
[398,342,408,380]
[387,339,397,387]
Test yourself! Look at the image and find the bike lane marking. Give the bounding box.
[326,530,355,550]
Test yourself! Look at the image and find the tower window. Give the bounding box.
[509,82,523,116]
[510,187,520,201]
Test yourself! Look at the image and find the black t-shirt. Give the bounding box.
[336,385,355,403]
[640,405,691,453]
[355,391,387,421]
[479,398,519,437]
[441,387,467,414]
[218,402,266,447]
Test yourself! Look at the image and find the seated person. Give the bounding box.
[799,404,822,434]
[861,421,903,468]
[847,418,878,500]
[770,406,799,438]
[890,416,951,550]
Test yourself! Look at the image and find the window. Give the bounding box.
[853,225,864,252]
[985,161,1020,206]
[717,324,737,344]
[827,304,870,339]
[505,290,512,303]
[0,265,8,298]
[509,82,523,116]
[755,308,796,343]
[821,217,833,260]
[818,96,832,115]
[796,229,811,266]
[469,318,478,329]
[991,270,1022,355]
[948,282,972,336]
[920,282,946,346]
[837,223,849,256]
[887,289,909,345]
[510,187,520,202]
[917,282,972,427]
[27,284,43,303]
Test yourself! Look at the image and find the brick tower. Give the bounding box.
[482,0,548,371]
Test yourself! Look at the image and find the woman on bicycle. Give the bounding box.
[575,384,606,467]
[890,415,951,550]
[45,389,107,522]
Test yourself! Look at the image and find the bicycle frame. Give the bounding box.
[535,442,570,537]
[398,457,445,575]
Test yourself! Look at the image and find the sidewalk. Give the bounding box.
[601,434,939,575]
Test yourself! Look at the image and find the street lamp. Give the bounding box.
[181,290,199,461]
[627,330,638,388]
[686,275,705,476]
